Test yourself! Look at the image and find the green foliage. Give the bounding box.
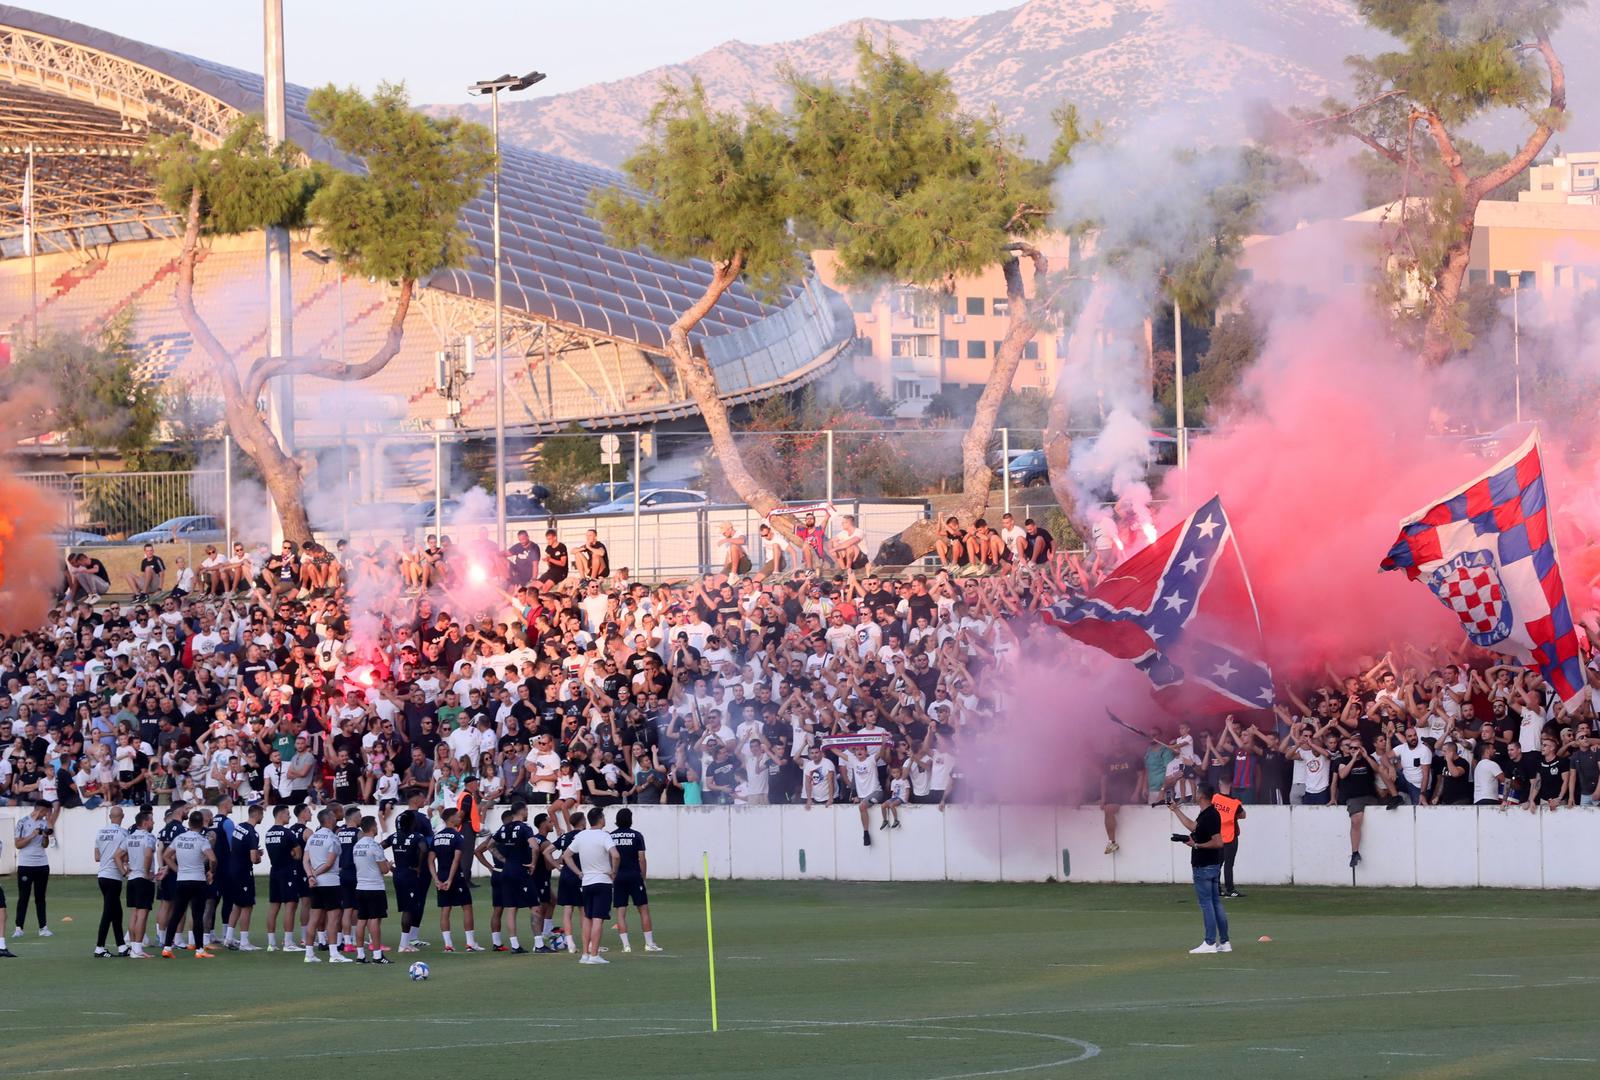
[305,83,495,282]
[593,81,803,299]
[4,311,162,459]
[537,424,630,513]
[140,118,318,235]
[1154,304,1266,427]
[1359,138,1529,206]
[788,39,1058,288]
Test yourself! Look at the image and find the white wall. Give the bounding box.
[8,803,1600,889]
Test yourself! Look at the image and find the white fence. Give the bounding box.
[5,803,1599,889]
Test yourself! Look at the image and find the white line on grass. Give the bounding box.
[1465,974,1518,978]
[1128,1043,1195,1049]
[1379,1052,1443,1057]
[1336,970,1391,975]
[1249,1047,1305,1053]
[1533,1057,1598,1063]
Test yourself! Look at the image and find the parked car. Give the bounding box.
[588,488,708,514]
[577,481,681,509]
[51,529,108,547]
[1006,450,1049,487]
[124,515,225,544]
[406,493,550,528]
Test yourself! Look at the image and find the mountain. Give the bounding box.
[429,0,1599,170]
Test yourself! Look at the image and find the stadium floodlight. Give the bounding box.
[467,67,546,550]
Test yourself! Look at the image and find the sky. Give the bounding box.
[36,0,1001,103]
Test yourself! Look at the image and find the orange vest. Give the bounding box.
[1212,794,1241,844]
[457,790,482,832]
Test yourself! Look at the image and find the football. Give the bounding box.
[408,961,430,981]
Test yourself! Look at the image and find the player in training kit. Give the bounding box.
[528,813,559,952]
[302,809,351,963]
[334,806,362,954]
[289,804,313,945]
[352,816,393,963]
[154,803,189,949]
[161,811,216,959]
[609,808,662,953]
[430,808,480,952]
[478,801,534,953]
[124,810,157,957]
[263,805,302,951]
[224,804,262,950]
[563,807,619,964]
[200,806,231,947]
[93,806,130,957]
[389,811,430,953]
[14,802,53,938]
[0,829,13,957]
[550,815,585,954]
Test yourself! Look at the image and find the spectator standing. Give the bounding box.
[1171,783,1230,955]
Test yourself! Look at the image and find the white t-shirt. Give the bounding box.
[804,759,836,803]
[353,835,388,890]
[171,830,211,882]
[1299,749,1330,795]
[95,824,129,880]
[305,827,342,886]
[15,815,50,867]
[1392,740,1433,787]
[845,753,881,798]
[1000,524,1026,558]
[1473,758,1504,803]
[526,749,560,794]
[1518,708,1545,752]
[567,828,617,887]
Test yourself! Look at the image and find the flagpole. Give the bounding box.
[1224,505,1269,655]
[26,143,38,346]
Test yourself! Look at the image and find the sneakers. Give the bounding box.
[442,946,457,953]
[589,954,609,965]
[194,950,215,959]
[37,927,53,938]
[465,944,486,953]
[891,820,901,829]
[10,927,22,938]
[644,943,665,953]
[0,947,14,958]
[1349,851,1363,868]
[397,945,418,954]
[304,954,323,963]
[622,944,633,954]
[1222,890,1243,899]
[1104,842,1120,855]
[493,945,509,953]
[373,956,394,965]
[94,948,112,958]
[266,943,277,952]
[161,948,175,958]
[226,943,240,951]
[878,821,890,830]
[1189,942,1219,954]
[510,947,530,955]
[862,830,871,847]
[328,954,354,964]
[578,954,595,964]
[1217,942,1233,953]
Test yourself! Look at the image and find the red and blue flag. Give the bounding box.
[1044,495,1274,712]
[1380,428,1584,706]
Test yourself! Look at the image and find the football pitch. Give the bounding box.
[1,879,1597,1079]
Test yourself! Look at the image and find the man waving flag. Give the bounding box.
[1380,427,1584,706]
[1044,495,1273,712]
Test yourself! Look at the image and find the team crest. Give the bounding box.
[1426,550,1512,646]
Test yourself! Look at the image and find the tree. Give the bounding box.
[537,424,630,513]
[2,310,162,462]
[788,42,1085,555]
[592,83,801,532]
[1297,0,1570,366]
[141,84,494,542]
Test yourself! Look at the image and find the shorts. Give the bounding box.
[0,883,5,908]
[339,881,358,909]
[613,878,648,909]
[269,872,301,905]
[859,790,885,806]
[437,883,471,909]
[1301,789,1331,806]
[581,883,613,920]
[157,875,178,904]
[489,875,508,908]
[1346,796,1384,816]
[530,878,552,906]
[500,876,534,908]
[311,885,343,911]
[355,890,389,921]
[393,875,427,919]
[126,879,155,911]
[227,877,256,908]
[556,873,582,909]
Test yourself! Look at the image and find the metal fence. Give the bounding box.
[19,469,226,543]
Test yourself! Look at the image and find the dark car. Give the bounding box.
[1006,450,1048,487]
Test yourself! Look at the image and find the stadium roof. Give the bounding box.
[0,5,851,364]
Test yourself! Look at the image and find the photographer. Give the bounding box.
[1170,782,1230,955]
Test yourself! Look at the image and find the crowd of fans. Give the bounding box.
[6,514,1594,870]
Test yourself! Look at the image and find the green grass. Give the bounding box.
[1,878,1599,1078]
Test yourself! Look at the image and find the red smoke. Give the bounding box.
[0,464,62,635]
[1161,300,1507,678]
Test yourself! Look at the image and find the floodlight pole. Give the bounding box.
[469,69,546,549]
[263,0,295,547]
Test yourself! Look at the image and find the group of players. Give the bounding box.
[1,793,662,965]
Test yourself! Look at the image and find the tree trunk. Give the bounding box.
[667,255,792,535]
[1042,398,1087,543]
[1419,210,1476,368]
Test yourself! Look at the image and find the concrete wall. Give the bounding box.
[8,803,1600,889]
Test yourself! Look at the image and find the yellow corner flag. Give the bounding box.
[703,850,719,1032]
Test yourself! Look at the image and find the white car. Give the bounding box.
[588,488,707,513]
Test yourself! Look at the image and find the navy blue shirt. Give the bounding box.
[611,827,646,881]
[335,823,360,884]
[431,827,467,885]
[553,828,582,883]
[264,823,298,870]
[494,820,535,878]
[389,829,427,878]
